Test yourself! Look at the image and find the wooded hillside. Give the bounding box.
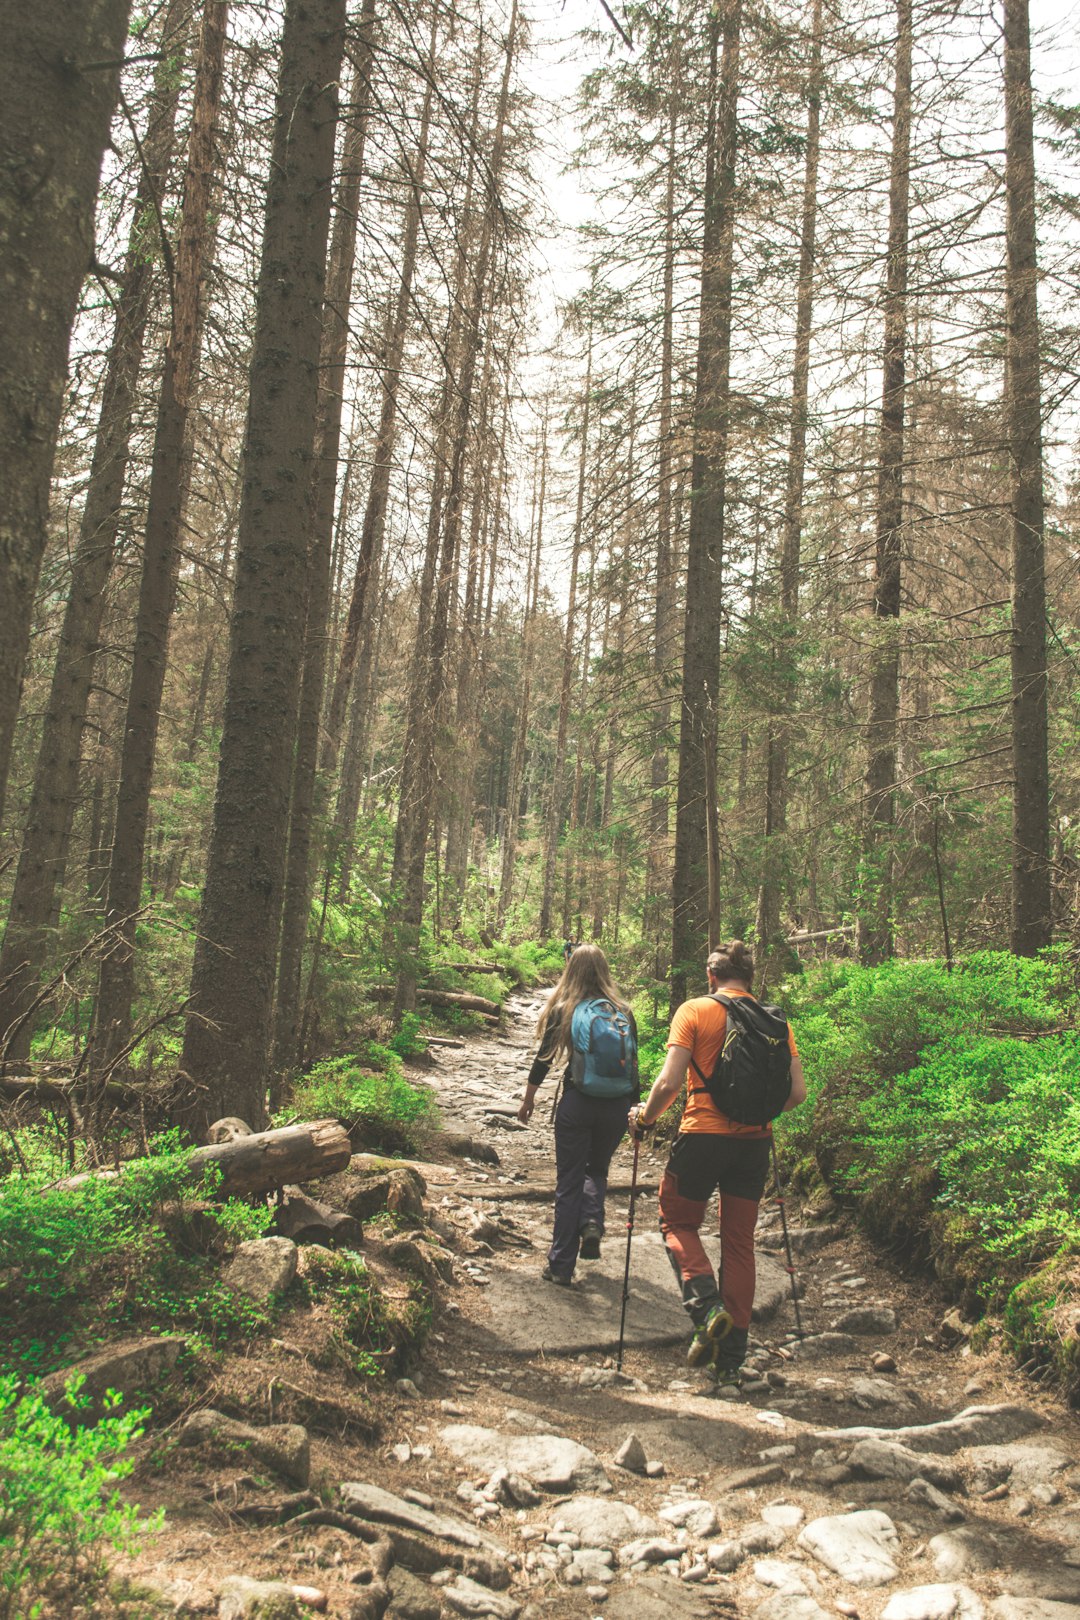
[1,0,1078,1126]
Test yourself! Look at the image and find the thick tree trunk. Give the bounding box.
[1003,0,1052,954]
[754,0,823,976]
[273,11,377,1084]
[0,0,135,824]
[91,0,229,1073]
[670,0,741,1012]
[858,0,912,966]
[179,0,347,1136]
[0,0,191,1058]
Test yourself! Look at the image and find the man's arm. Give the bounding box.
[629,1045,691,1138]
[783,1052,807,1111]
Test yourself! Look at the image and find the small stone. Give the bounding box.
[740,1523,787,1555]
[706,1540,745,1572]
[442,1400,468,1416]
[396,1378,422,1399]
[618,1537,684,1566]
[836,1605,860,1618]
[659,1499,718,1538]
[1030,1482,1060,1507]
[645,1460,666,1479]
[907,1478,966,1522]
[833,1307,898,1336]
[1013,1497,1032,1518]
[392,1443,412,1463]
[762,1503,805,1532]
[614,1434,648,1474]
[217,1576,303,1619]
[872,1352,898,1374]
[761,1445,797,1462]
[442,1575,520,1618]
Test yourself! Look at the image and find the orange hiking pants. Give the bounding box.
[658,1132,771,1329]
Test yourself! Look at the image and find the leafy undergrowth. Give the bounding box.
[279,1034,440,1157]
[779,948,1080,1397]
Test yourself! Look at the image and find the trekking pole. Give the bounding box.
[770,1135,805,1340]
[616,1137,641,1371]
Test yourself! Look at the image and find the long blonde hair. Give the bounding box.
[535,943,630,1061]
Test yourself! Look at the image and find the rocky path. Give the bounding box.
[121,991,1080,1620]
[371,990,1080,1620]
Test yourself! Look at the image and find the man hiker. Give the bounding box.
[629,939,806,1385]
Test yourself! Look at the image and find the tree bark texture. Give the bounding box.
[92,0,229,1073]
[273,9,377,1082]
[670,0,741,1013]
[1003,0,1052,954]
[180,0,347,1136]
[858,0,911,966]
[59,1119,351,1196]
[391,7,517,1016]
[0,0,192,1059]
[0,0,135,825]
[754,0,823,975]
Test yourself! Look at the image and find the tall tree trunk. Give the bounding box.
[321,19,439,779]
[858,0,912,966]
[647,63,681,984]
[272,9,377,1082]
[754,0,823,977]
[670,0,741,1012]
[391,4,518,1014]
[497,416,547,931]
[90,0,229,1074]
[0,0,191,1058]
[540,330,592,939]
[179,0,346,1136]
[1004,0,1051,954]
[0,0,136,825]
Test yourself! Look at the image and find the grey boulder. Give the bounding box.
[928,1530,1000,1580]
[223,1237,298,1302]
[798,1509,900,1586]
[848,1437,961,1490]
[217,1577,303,1619]
[881,1586,985,1620]
[833,1306,898,1335]
[552,1496,660,1547]
[43,1334,186,1420]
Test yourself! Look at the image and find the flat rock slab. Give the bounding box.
[180,1410,310,1488]
[849,1439,960,1490]
[552,1496,660,1546]
[605,1573,727,1618]
[339,1481,490,1550]
[441,1575,519,1618]
[42,1334,186,1419]
[798,1509,900,1586]
[928,1531,1000,1580]
[816,1405,1045,1456]
[968,1443,1070,1490]
[482,1227,790,1354]
[438,1424,608,1493]
[881,1586,985,1620]
[217,1576,304,1618]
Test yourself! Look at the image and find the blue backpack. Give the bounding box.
[569,998,638,1098]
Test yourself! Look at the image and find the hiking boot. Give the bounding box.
[579,1221,602,1260]
[542,1265,572,1287]
[711,1363,744,1394]
[686,1304,734,1368]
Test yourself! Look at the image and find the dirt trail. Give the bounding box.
[120,990,1080,1620]
[386,988,1080,1619]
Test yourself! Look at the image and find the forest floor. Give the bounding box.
[114,990,1080,1620]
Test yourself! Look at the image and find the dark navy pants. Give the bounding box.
[548,1084,632,1279]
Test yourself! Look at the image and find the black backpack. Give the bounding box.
[689,993,793,1126]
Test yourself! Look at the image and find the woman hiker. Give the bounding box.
[629,939,807,1384]
[517,943,638,1286]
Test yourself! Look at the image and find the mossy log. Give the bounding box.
[365,985,500,1016]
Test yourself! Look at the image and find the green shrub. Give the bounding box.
[0,1375,159,1620]
[783,949,1080,1394]
[285,1054,437,1155]
[303,1247,429,1374]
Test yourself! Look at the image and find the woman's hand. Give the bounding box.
[517,1092,536,1124]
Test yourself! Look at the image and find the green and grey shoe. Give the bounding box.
[686,1304,734,1368]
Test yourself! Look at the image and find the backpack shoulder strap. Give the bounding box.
[687,993,732,1087]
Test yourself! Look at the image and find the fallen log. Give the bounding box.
[423,1035,465,1049]
[442,963,505,975]
[365,985,500,1016]
[53,1119,351,1198]
[274,1188,362,1248]
[0,1074,141,1105]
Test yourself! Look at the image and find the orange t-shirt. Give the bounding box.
[667,989,799,1136]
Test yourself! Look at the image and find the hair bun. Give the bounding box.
[728,939,752,967]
